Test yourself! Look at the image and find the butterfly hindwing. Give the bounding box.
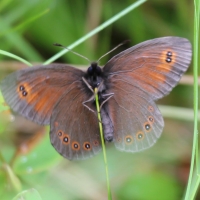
[50,84,101,160]
[106,80,164,152]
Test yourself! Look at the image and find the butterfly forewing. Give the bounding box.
[104,37,192,100]
[0,64,84,125]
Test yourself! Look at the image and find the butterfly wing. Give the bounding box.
[106,81,164,152]
[50,86,101,160]
[103,37,192,100]
[0,64,84,125]
[1,64,102,159]
[103,37,192,152]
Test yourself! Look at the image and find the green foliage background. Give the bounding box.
[0,0,198,200]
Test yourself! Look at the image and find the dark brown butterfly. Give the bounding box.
[0,37,192,160]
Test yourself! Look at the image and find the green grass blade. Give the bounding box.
[0,17,43,61]
[12,9,50,33]
[184,0,200,199]
[12,188,42,200]
[159,105,200,121]
[94,88,112,200]
[0,0,13,13]
[0,9,50,37]
[2,163,22,192]
[0,49,32,66]
[44,0,147,64]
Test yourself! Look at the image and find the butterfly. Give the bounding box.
[0,37,192,160]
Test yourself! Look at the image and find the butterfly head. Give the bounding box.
[87,62,102,76]
[86,62,104,90]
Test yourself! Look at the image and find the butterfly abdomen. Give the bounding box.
[100,106,114,142]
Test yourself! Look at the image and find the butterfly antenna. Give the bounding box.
[54,43,91,63]
[97,40,130,63]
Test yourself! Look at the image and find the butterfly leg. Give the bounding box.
[82,76,102,113]
[82,77,97,113]
[82,77,93,93]
[93,79,114,110]
[100,93,114,110]
[82,77,114,124]
[82,98,104,125]
[82,95,96,113]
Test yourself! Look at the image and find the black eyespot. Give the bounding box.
[137,133,144,140]
[148,116,154,123]
[166,57,172,63]
[63,137,68,142]
[126,137,132,143]
[58,131,62,137]
[125,135,133,145]
[22,91,28,96]
[72,142,80,150]
[19,85,25,91]
[149,117,153,122]
[84,143,91,149]
[145,124,151,131]
[61,134,70,144]
[166,51,172,56]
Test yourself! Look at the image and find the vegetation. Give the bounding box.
[0,0,199,199]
